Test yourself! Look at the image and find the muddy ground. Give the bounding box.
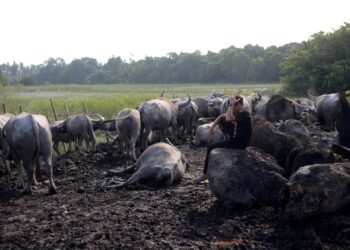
[0,141,349,249]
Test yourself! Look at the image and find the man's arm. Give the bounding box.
[226,103,236,122]
[207,114,225,139]
[210,114,226,130]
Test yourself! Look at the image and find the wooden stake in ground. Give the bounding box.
[50,98,67,154]
[2,103,7,113]
[50,99,58,121]
[65,103,70,117]
[83,102,88,115]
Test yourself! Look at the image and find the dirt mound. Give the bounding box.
[0,142,349,249]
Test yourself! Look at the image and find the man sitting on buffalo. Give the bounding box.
[194,95,252,184]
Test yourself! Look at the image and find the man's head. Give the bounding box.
[230,95,243,112]
[234,95,243,106]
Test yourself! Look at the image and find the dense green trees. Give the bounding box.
[1,23,349,95]
[0,70,8,86]
[281,23,350,94]
[0,44,296,85]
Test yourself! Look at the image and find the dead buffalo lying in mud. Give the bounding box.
[277,119,311,145]
[285,145,334,177]
[104,140,190,189]
[281,162,350,220]
[250,116,301,167]
[207,147,287,208]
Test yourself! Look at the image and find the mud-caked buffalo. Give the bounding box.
[106,141,190,189]
[2,113,57,194]
[115,108,140,161]
[138,97,191,150]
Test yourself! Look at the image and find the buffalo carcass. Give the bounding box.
[60,114,97,151]
[250,115,301,167]
[281,163,350,220]
[105,140,190,189]
[195,122,225,146]
[0,113,15,175]
[175,99,199,140]
[2,113,57,194]
[138,96,191,150]
[277,119,311,145]
[115,108,140,161]
[264,95,296,122]
[285,145,334,177]
[294,98,315,114]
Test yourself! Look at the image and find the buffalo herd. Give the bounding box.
[0,90,349,219]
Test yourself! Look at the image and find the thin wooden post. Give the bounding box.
[19,105,23,113]
[50,99,58,121]
[64,103,70,117]
[83,102,88,115]
[2,104,7,113]
[50,99,67,154]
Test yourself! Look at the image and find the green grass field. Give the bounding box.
[1,83,283,122]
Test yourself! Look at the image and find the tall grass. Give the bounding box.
[1,83,282,122]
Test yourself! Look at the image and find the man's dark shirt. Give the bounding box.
[219,110,252,148]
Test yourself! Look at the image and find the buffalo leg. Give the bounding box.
[53,141,61,156]
[2,158,12,177]
[34,158,41,184]
[142,128,151,151]
[44,156,57,194]
[22,159,34,194]
[130,140,137,161]
[14,159,24,190]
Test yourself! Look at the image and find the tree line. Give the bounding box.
[1,23,350,94]
[281,23,350,94]
[0,44,299,86]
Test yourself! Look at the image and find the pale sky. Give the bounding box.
[1,0,349,65]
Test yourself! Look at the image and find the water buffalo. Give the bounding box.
[207,97,223,117]
[0,113,15,175]
[115,108,140,161]
[90,114,117,143]
[50,120,74,155]
[281,163,350,220]
[176,99,199,140]
[2,113,57,194]
[278,119,311,145]
[246,93,262,114]
[264,95,296,122]
[138,96,191,150]
[105,140,190,189]
[60,114,97,151]
[285,145,334,177]
[195,122,225,146]
[294,98,315,114]
[336,93,350,148]
[193,97,210,118]
[254,95,271,117]
[311,93,342,130]
[250,115,301,167]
